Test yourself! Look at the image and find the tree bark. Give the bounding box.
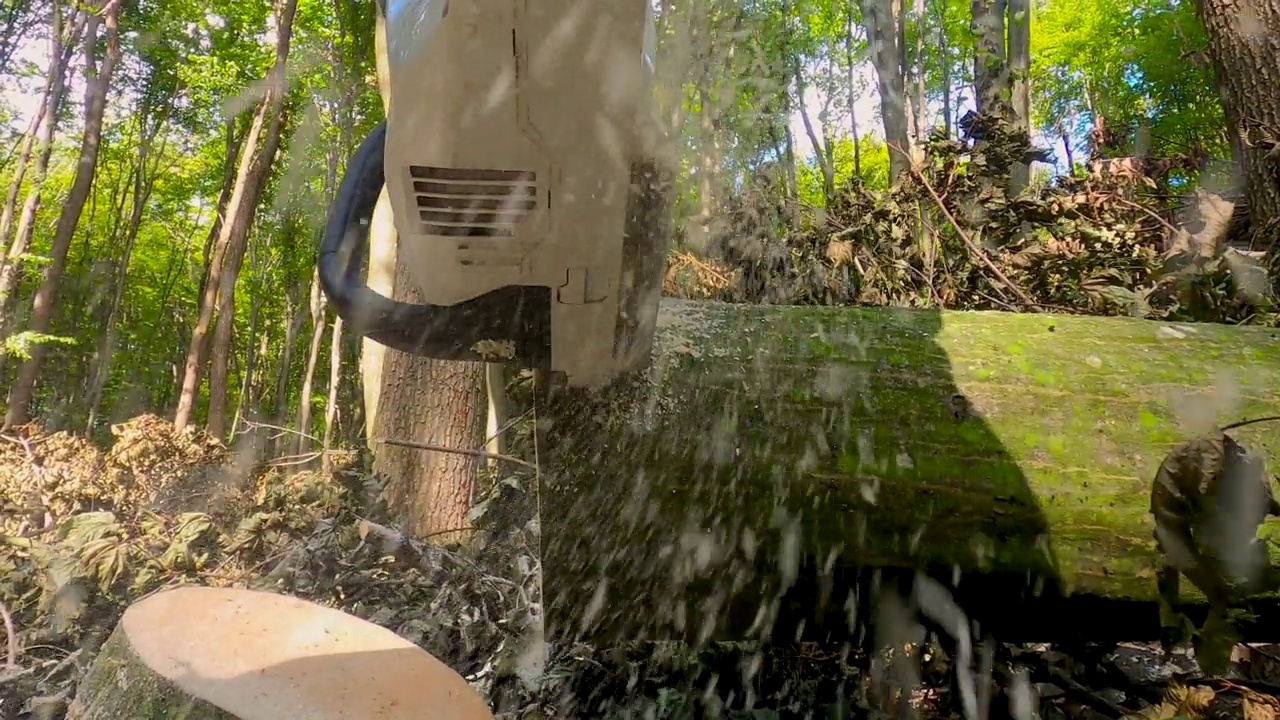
[859,0,913,179]
[0,7,82,327]
[1008,0,1032,192]
[321,316,344,472]
[0,0,68,264]
[270,284,306,435]
[66,586,494,720]
[971,0,1009,116]
[4,0,121,429]
[540,299,1280,645]
[294,269,326,451]
[846,6,863,176]
[202,0,299,438]
[1193,0,1280,243]
[84,113,168,433]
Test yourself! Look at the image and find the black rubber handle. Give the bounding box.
[319,121,554,365]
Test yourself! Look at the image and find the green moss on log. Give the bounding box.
[68,621,238,720]
[540,300,1280,642]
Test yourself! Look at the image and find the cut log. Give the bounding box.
[67,586,494,720]
[538,299,1280,645]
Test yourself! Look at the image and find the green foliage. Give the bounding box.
[797,134,893,206]
[1031,0,1225,158]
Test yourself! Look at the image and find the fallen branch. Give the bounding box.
[910,167,1040,311]
[377,438,538,471]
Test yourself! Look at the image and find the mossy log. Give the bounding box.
[66,586,494,720]
[538,299,1280,645]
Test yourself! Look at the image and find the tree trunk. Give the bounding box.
[84,114,168,433]
[4,0,121,429]
[541,299,1280,646]
[203,0,299,438]
[1008,0,1031,192]
[372,321,489,542]
[860,0,913,179]
[294,269,326,452]
[322,316,344,472]
[0,0,69,264]
[846,6,863,177]
[1193,0,1280,244]
[971,0,1009,116]
[270,285,306,433]
[915,0,927,136]
[938,0,953,138]
[230,264,264,436]
[66,586,494,720]
[360,190,397,448]
[0,8,81,327]
[361,2,397,446]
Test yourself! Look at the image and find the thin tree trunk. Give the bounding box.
[84,115,168,432]
[176,0,299,432]
[4,0,121,429]
[1008,0,1031,192]
[0,9,81,326]
[173,118,247,408]
[321,316,344,473]
[846,5,862,177]
[795,69,833,203]
[294,269,326,451]
[230,285,262,436]
[913,0,927,140]
[938,0,952,138]
[0,1,64,265]
[270,286,306,430]
[205,0,299,438]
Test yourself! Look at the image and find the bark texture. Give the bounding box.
[1194,0,1280,241]
[539,299,1280,645]
[371,257,489,542]
[859,0,914,178]
[4,0,121,428]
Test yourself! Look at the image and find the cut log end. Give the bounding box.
[67,585,494,720]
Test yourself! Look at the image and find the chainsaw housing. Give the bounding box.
[326,0,673,388]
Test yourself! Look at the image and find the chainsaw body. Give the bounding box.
[320,0,673,387]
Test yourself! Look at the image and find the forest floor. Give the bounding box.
[4,416,1280,719]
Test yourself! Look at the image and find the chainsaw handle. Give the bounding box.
[317,121,487,361]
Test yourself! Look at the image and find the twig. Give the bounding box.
[1045,665,1128,718]
[258,451,325,468]
[377,438,538,471]
[1113,196,1181,235]
[237,419,319,444]
[910,166,1041,311]
[0,600,18,670]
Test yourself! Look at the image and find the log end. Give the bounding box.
[67,585,494,720]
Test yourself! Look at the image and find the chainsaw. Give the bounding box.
[319,0,674,388]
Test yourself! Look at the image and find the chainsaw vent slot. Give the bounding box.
[409,166,538,237]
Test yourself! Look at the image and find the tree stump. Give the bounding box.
[67,585,494,720]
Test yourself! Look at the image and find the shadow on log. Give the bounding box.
[538,300,1280,645]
